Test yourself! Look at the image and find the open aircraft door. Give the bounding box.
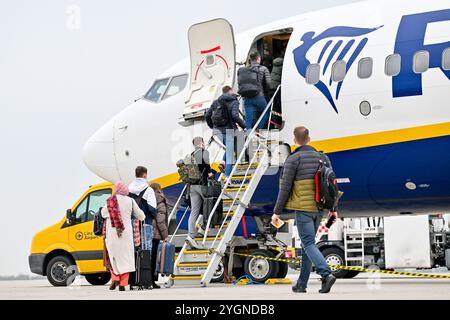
[181,18,236,123]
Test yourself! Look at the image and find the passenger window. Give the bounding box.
[72,189,111,225]
[413,50,429,74]
[144,78,170,102]
[306,63,320,85]
[358,57,373,79]
[385,54,401,76]
[332,60,347,82]
[162,74,189,100]
[443,48,450,70]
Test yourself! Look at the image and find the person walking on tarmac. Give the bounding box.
[101,181,145,291]
[187,137,216,249]
[128,166,158,284]
[237,51,272,130]
[205,85,246,177]
[149,182,169,289]
[271,126,337,293]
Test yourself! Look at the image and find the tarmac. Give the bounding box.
[1,273,450,300]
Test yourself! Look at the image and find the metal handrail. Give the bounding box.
[202,85,281,246]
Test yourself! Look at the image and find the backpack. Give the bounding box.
[93,207,104,236]
[237,66,262,98]
[314,154,340,211]
[176,149,203,184]
[129,187,156,221]
[211,100,230,127]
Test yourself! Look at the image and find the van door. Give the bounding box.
[182,18,236,121]
[68,188,112,273]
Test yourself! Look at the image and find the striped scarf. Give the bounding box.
[106,195,124,237]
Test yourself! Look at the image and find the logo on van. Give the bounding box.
[293,25,382,113]
[75,232,84,240]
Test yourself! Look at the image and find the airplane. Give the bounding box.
[82,0,450,218]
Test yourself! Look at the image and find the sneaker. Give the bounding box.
[109,281,119,290]
[152,281,161,289]
[319,274,336,293]
[119,286,126,291]
[292,286,307,293]
[186,236,202,249]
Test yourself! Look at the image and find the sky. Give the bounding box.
[0,0,360,276]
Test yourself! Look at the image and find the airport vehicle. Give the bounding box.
[307,214,450,278]
[77,0,450,286]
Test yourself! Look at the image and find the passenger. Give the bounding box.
[187,137,215,248]
[272,126,337,294]
[270,52,284,94]
[205,85,246,177]
[149,182,169,289]
[128,166,157,250]
[101,181,145,291]
[269,51,284,129]
[237,51,272,130]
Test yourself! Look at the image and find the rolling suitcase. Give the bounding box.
[203,196,223,227]
[129,222,153,290]
[156,241,175,276]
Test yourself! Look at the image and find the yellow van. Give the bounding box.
[29,182,114,286]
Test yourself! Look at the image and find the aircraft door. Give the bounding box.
[182,18,236,122]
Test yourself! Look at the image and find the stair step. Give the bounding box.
[194,236,223,241]
[223,175,253,181]
[183,249,211,255]
[236,163,258,169]
[171,275,202,281]
[225,186,248,193]
[346,240,363,244]
[346,257,364,261]
[177,262,209,267]
[346,249,364,253]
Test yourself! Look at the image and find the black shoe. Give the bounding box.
[152,282,161,289]
[119,286,126,291]
[292,286,307,293]
[109,281,119,290]
[319,274,336,293]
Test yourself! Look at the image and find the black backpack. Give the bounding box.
[237,66,262,98]
[314,154,340,211]
[93,207,104,236]
[211,100,230,127]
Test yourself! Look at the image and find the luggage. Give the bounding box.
[156,241,175,276]
[203,196,223,227]
[237,66,262,98]
[92,207,104,236]
[211,100,231,127]
[129,221,153,290]
[201,179,222,198]
[176,149,203,184]
[314,153,340,211]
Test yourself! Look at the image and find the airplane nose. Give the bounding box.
[82,119,121,182]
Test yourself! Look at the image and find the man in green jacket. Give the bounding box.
[272,126,336,293]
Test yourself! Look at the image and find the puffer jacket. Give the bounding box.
[152,191,169,240]
[273,145,333,214]
[270,57,283,91]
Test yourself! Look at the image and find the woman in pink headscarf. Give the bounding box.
[101,181,145,291]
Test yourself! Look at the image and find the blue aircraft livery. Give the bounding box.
[293,9,450,111]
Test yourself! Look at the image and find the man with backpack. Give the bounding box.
[237,51,272,130]
[205,85,246,177]
[128,166,159,288]
[182,137,215,249]
[272,126,337,294]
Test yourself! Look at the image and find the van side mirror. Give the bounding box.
[66,209,75,225]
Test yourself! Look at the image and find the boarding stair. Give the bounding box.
[343,218,365,267]
[165,86,281,287]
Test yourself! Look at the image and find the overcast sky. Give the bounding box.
[0,0,360,276]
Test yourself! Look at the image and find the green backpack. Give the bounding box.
[177,150,202,184]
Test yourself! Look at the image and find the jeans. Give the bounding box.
[142,223,153,251]
[213,128,235,177]
[295,211,331,288]
[243,96,269,130]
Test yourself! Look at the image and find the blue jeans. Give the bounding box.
[295,211,331,288]
[243,96,268,130]
[214,128,235,177]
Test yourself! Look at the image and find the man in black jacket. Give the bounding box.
[205,86,246,177]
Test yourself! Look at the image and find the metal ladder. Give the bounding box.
[165,86,281,287]
[343,218,365,267]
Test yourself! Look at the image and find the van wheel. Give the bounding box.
[244,249,279,283]
[211,261,225,283]
[85,273,111,286]
[320,247,352,279]
[276,261,289,279]
[46,255,78,287]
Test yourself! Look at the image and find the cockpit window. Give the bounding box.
[144,78,170,102]
[144,74,188,103]
[163,74,188,100]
